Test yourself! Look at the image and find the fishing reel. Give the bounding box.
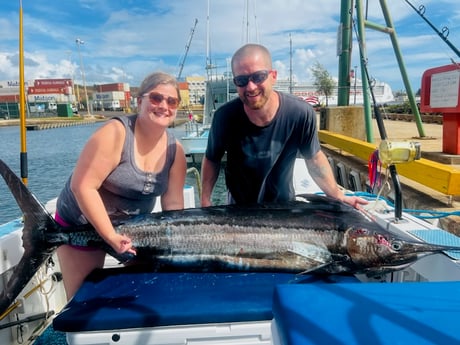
[378,140,421,165]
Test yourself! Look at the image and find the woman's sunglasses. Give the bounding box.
[143,92,180,109]
[233,70,271,87]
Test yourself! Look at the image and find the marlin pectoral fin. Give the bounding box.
[296,262,335,275]
[289,242,332,264]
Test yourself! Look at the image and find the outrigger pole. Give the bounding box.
[404,0,460,59]
[18,0,28,185]
[352,18,404,219]
[338,0,426,140]
[337,0,353,107]
[338,0,417,219]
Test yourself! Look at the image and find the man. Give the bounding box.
[201,43,366,209]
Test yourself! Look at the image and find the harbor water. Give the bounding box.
[0,122,226,225]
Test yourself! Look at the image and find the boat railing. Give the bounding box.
[184,121,204,137]
[186,167,202,200]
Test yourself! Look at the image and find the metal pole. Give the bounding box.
[379,0,425,137]
[66,50,76,106]
[355,0,374,142]
[18,0,28,184]
[76,38,91,116]
[337,0,353,106]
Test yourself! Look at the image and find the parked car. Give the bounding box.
[0,109,9,120]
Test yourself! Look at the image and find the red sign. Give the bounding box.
[420,64,460,114]
[34,79,73,87]
[28,87,66,94]
[420,63,460,154]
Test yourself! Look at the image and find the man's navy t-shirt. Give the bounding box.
[205,92,320,204]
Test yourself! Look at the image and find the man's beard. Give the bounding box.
[242,91,268,110]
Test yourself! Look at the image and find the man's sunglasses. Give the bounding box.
[233,70,271,87]
[143,92,180,109]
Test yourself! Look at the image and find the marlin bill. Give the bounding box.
[1,158,460,316]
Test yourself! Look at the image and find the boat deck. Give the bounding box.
[320,117,460,205]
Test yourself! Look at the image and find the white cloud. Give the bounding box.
[0,0,458,92]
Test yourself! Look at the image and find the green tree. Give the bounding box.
[310,62,335,106]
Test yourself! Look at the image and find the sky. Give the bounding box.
[0,0,459,94]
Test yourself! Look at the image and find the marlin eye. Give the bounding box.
[391,241,403,251]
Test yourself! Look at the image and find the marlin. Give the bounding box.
[1,158,460,315]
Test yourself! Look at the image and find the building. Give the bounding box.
[186,76,206,108]
[0,79,76,118]
[93,83,131,111]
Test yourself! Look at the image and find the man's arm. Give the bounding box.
[305,151,368,209]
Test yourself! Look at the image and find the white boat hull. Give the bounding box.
[1,160,460,344]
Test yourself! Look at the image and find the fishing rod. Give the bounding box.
[404,0,460,58]
[360,60,404,220]
[352,11,405,220]
[0,311,54,330]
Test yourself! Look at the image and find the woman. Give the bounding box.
[56,71,187,299]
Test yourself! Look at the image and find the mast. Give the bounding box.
[289,33,293,94]
[204,0,212,127]
[206,0,211,72]
[245,0,249,43]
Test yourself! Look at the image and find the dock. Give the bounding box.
[25,119,101,130]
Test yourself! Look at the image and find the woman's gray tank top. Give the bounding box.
[56,114,177,225]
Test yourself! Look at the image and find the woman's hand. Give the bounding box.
[106,233,137,255]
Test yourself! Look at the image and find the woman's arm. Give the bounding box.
[160,140,187,211]
[70,120,135,254]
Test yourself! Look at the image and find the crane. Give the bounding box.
[177,18,198,80]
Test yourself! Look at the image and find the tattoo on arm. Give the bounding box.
[310,163,328,179]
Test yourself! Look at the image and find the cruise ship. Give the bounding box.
[180,75,394,161]
[275,77,395,106]
[204,75,394,112]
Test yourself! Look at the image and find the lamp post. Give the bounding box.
[75,38,91,116]
[65,50,76,106]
